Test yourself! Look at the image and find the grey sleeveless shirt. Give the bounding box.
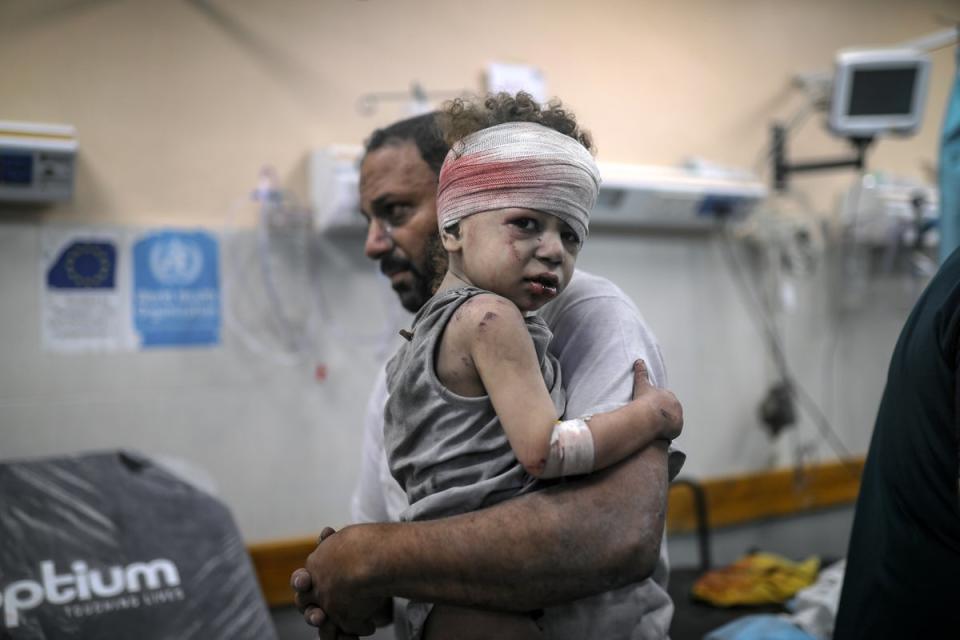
[384,286,566,522]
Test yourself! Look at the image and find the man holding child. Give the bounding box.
[292,93,685,640]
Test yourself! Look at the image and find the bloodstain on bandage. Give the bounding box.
[435,122,600,241]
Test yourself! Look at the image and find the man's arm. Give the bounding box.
[295,437,669,627]
[367,440,669,608]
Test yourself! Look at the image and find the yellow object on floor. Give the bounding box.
[692,552,820,607]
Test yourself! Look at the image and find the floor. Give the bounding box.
[667,567,786,639]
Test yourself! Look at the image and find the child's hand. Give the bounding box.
[631,359,683,441]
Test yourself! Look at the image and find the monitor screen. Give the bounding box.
[0,152,33,186]
[829,48,931,137]
[848,68,917,116]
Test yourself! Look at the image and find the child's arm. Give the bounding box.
[461,294,681,479]
[574,359,682,471]
[450,294,561,475]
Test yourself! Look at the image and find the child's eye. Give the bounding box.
[510,217,539,232]
[562,230,581,246]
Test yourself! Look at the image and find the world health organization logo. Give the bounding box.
[148,236,204,286]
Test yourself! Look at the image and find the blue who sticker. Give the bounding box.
[132,230,220,347]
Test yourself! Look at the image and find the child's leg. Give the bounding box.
[422,604,543,640]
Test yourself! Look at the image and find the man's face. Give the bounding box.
[359,141,442,313]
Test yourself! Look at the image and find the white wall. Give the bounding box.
[1,224,399,540]
[0,0,954,541]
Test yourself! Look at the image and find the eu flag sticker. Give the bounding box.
[41,231,129,352]
[132,230,220,348]
[47,242,117,289]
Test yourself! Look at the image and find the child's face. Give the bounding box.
[451,208,582,312]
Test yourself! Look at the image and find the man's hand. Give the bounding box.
[290,526,383,639]
[290,527,334,630]
[631,358,683,441]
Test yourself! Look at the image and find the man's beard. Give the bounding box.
[381,233,447,313]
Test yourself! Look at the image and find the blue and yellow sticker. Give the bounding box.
[47,242,117,289]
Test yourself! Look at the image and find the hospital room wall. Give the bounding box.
[0,0,954,542]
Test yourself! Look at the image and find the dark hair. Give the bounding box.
[364,113,450,176]
[438,92,594,153]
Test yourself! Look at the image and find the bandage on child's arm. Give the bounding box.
[540,417,595,477]
[535,399,671,478]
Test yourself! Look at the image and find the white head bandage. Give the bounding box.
[436,122,600,241]
[541,417,595,478]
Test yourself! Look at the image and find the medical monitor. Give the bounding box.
[828,48,930,138]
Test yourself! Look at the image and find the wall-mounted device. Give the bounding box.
[828,48,931,138]
[592,162,767,229]
[308,145,767,232]
[309,145,364,232]
[773,45,934,191]
[840,174,939,247]
[0,121,77,203]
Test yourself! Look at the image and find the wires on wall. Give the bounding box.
[717,219,858,476]
[221,166,402,369]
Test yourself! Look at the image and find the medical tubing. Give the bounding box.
[719,222,857,474]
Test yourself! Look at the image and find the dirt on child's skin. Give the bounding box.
[478,311,499,332]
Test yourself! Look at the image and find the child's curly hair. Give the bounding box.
[438,91,595,154]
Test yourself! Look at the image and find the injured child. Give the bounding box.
[382,92,683,640]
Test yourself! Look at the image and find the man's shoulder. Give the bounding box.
[565,269,631,300]
[542,268,666,382]
[541,269,639,323]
